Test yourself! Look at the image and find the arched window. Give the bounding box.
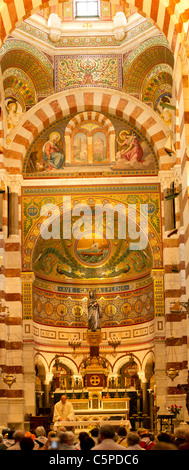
[65,112,115,165]
[72,122,108,164]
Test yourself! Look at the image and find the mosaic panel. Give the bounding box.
[101,1,111,19]
[1,41,54,96]
[62,0,73,21]
[3,68,36,106]
[33,280,154,327]
[22,184,162,287]
[23,113,158,179]
[54,55,122,91]
[17,19,152,47]
[142,72,172,104]
[123,37,174,94]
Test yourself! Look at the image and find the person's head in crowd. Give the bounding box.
[80,435,95,451]
[58,431,75,447]
[127,432,141,447]
[117,426,127,437]
[34,426,48,448]
[90,428,99,438]
[13,430,25,443]
[157,432,172,443]
[20,437,34,451]
[78,431,89,442]
[174,427,187,447]
[99,424,115,441]
[90,427,99,444]
[35,426,46,437]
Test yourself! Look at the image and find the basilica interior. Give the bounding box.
[0,0,189,434]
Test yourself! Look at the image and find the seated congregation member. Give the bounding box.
[75,432,89,450]
[20,437,34,451]
[90,424,126,450]
[179,430,189,450]
[157,431,173,445]
[3,429,15,448]
[0,428,10,450]
[139,429,155,450]
[116,426,128,448]
[7,430,25,450]
[34,426,48,448]
[25,431,42,450]
[80,435,95,452]
[53,395,75,424]
[126,432,144,450]
[90,427,99,446]
[173,427,187,448]
[57,431,76,450]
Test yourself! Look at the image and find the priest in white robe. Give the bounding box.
[53,395,75,423]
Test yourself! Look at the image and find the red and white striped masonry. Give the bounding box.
[65,111,115,136]
[5,88,168,174]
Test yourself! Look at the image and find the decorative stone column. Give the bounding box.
[151,268,165,317]
[151,269,167,414]
[21,272,36,418]
[0,173,24,428]
[138,371,149,416]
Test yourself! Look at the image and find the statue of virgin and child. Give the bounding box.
[87,289,101,332]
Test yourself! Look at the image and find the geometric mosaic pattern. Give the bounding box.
[54,54,122,91]
[33,280,154,327]
[1,40,54,97]
[123,43,174,94]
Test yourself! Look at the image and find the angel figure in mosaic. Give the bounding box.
[116,130,143,163]
[43,132,65,170]
[6,98,23,133]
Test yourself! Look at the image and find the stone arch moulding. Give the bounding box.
[142,350,155,371]
[64,111,116,165]
[49,355,79,375]
[112,353,142,376]
[0,0,187,55]
[5,87,170,174]
[34,352,49,375]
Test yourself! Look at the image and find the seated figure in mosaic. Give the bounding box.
[43,132,64,170]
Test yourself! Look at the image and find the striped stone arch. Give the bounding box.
[0,0,188,55]
[5,87,170,174]
[65,111,115,136]
[64,111,116,165]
